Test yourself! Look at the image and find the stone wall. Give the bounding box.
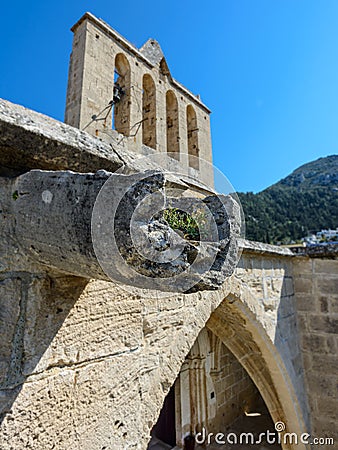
[0,248,310,449]
[208,250,312,442]
[2,98,337,449]
[210,342,260,431]
[293,257,338,443]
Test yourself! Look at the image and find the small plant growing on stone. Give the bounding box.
[162,208,200,241]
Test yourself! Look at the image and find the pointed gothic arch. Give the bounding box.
[148,279,308,450]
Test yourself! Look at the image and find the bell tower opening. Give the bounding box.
[142,74,157,149]
[187,105,199,170]
[113,53,131,136]
[166,90,180,159]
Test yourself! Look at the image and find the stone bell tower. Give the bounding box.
[65,12,214,184]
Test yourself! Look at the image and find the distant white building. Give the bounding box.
[316,228,338,239]
[302,228,338,245]
[303,234,317,245]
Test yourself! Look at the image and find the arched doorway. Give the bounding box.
[150,326,282,449]
[147,280,308,450]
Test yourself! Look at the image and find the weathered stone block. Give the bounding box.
[317,278,338,295]
[301,334,335,355]
[309,315,338,334]
[314,259,338,274]
[5,169,241,295]
[328,295,338,314]
[294,277,313,294]
[307,373,337,395]
[316,397,337,418]
[311,354,338,372]
[313,417,338,440]
[296,294,316,312]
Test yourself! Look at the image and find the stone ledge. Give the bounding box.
[0,98,136,175]
[291,243,338,258]
[0,99,195,192]
[240,239,294,257]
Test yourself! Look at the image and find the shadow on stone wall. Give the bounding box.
[274,274,311,433]
[0,273,89,425]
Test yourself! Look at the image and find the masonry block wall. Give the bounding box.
[210,342,260,431]
[293,257,338,443]
[233,252,310,428]
[65,13,213,185]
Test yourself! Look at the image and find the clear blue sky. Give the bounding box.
[1,0,337,192]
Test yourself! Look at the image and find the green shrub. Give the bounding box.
[162,208,200,240]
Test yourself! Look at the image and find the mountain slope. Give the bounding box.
[237,155,338,244]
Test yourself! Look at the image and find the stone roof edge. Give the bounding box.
[0,98,188,191]
[0,98,134,173]
[240,239,338,259]
[71,12,211,114]
[239,239,294,257]
[291,243,338,258]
